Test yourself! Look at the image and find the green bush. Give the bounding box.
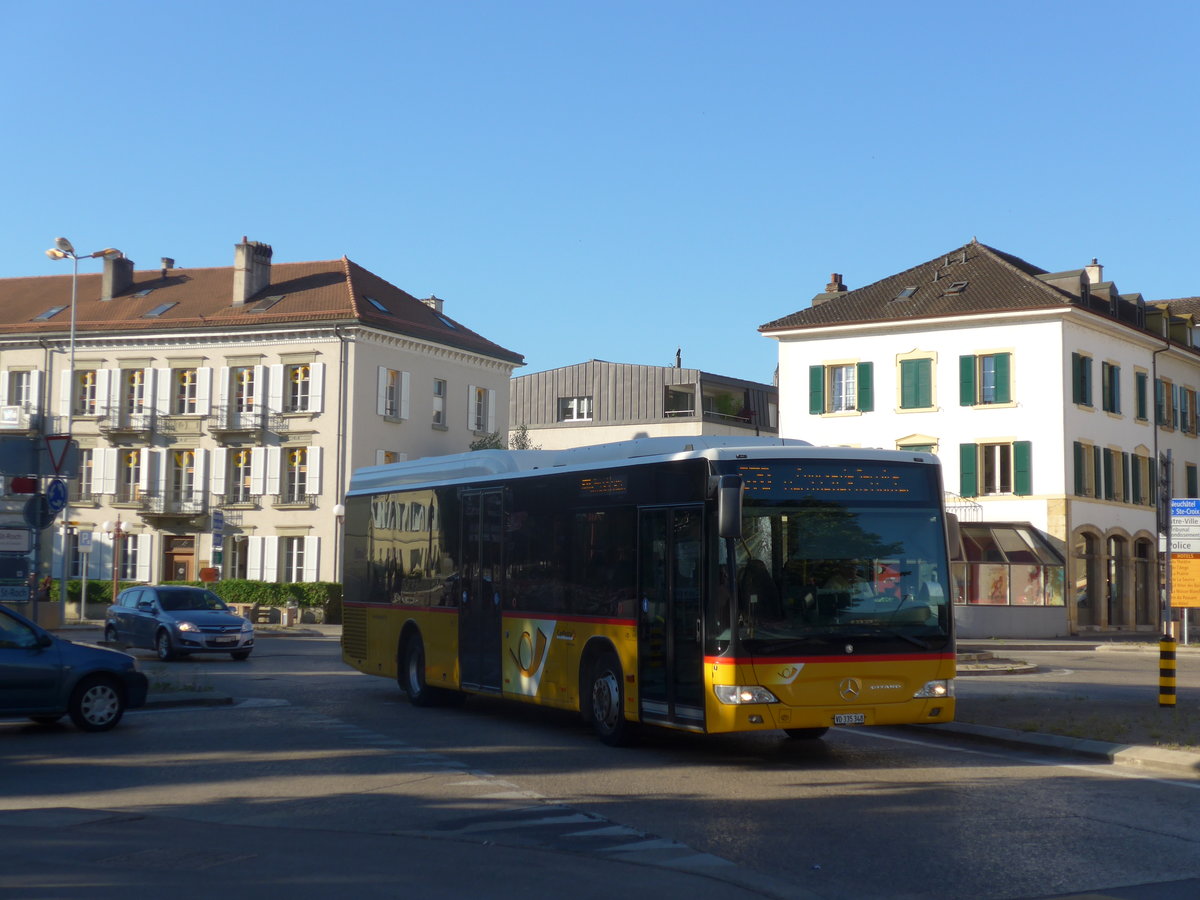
[53,578,343,623]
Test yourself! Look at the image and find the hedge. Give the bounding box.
[51,579,343,623]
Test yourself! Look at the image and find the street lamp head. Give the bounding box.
[45,248,69,261]
[94,248,123,260]
[54,237,75,254]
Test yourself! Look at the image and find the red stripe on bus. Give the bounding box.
[704,653,956,665]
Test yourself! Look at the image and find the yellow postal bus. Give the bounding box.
[341,436,956,744]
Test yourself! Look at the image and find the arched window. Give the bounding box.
[1107,535,1128,626]
[1073,531,1102,627]
[1134,538,1156,627]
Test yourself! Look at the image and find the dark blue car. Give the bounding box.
[0,604,148,731]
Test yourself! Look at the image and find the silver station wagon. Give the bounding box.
[105,585,254,661]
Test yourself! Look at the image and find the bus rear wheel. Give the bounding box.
[399,633,462,707]
[784,727,829,740]
[588,651,634,746]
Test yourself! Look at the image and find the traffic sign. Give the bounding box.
[22,494,55,531]
[46,478,68,513]
[0,529,30,553]
[78,531,93,554]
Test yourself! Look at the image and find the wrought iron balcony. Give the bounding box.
[270,492,317,509]
[98,410,155,439]
[140,491,208,518]
[207,405,265,437]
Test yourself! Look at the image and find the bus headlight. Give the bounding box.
[713,685,780,705]
[913,679,954,699]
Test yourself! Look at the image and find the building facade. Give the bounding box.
[509,359,778,450]
[0,239,522,623]
[762,241,1199,638]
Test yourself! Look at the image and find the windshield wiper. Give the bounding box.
[840,626,931,650]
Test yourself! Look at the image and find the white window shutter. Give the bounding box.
[136,534,152,582]
[308,446,322,495]
[96,369,114,416]
[247,536,264,580]
[154,368,171,416]
[193,448,208,503]
[211,448,227,493]
[29,370,42,413]
[377,367,389,416]
[303,536,320,582]
[197,367,213,415]
[266,447,282,495]
[217,366,230,411]
[143,368,156,415]
[0,371,8,405]
[309,362,325,413]
[467,384,477,429]
[486,389,496,433]
[252,365,266,413]
[59,370,72,417]
[262,536,279,582]
[250,447,266,495]
[401,371,411,420]
[268,364,284,414]
[97,448,117,496]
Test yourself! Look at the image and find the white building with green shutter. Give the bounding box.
[762,241,1200,638]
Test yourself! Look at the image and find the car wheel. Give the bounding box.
[155,630,175,661]
[103,624,120,645]
[588,650,634,746]
[231,650,252,661]
[784,727,829,740]
[67,676,125,732]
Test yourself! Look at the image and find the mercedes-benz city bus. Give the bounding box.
[341,436,956,744]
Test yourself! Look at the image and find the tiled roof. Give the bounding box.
[0,256,524,365]
[759,240,1081,333]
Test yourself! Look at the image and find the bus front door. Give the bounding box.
[460,489,503,692]
[637,506,705,730]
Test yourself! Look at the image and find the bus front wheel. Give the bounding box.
[401,634,438,707]
[588,651,633,746]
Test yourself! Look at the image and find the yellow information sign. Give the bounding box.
[1170,553,1200,608]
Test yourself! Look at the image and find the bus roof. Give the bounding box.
[347,435,941,497]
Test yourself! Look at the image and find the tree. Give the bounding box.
[469,425,540,451]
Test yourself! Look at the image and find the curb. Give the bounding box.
[904,721,1200,780]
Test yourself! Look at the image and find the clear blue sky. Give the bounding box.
[4,1,1197,385]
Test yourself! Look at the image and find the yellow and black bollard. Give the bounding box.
[1159,634,1177,708]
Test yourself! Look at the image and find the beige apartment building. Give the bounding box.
[0,239,522,621]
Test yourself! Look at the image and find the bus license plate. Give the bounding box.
[834,714,865,725]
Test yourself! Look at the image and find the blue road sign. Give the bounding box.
[46,478,68,513]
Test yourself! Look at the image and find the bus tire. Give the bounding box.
[784,727,829,740]
[588,650,633,746]
[400,633,436,707]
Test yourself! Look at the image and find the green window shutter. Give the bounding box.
[915,359,931,407]
[994,353,1012,403]
[1123,452,1131,503]
[856,362,874,412]
[1073,442,1086,496]
[1092,445,1102,498]
[1014,441,1033,496]
[1100,362,1111,411]
[959,356,976,406]
[900,360,920,409]
[1136,372,1148,420]
[1132,458,1142,504]
[1112,365,1121,414]
[1103,449,1115,500]
[959,444,978,498]
[808,366,825,415]
[1148,457,1157,506]
[1071,353,1083,404]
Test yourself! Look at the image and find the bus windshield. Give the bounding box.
[715,459,952,654]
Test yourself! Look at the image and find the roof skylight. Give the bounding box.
[365,296,389,313]
[143,301,178,318]
[435,313,457,329]
[944,281,969,294]
[32,305,67,321]
[893,286,918,301]
[249,294,285,313]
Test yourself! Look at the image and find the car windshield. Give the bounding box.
[158,589,227,612]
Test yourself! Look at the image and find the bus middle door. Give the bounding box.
[637,506,705,730]
[459,489,504,692]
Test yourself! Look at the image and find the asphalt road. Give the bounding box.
[3,632,1200,900]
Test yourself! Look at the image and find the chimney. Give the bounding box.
[812,273,849,307]
[1086,257,1103,285]
[232,237,273,306]
[101,254,135,302]
[421,295,444,314]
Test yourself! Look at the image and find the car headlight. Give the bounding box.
[913,679,954,699]
[241,621,254,634]
[177,621,200,633]
[713,685,780,705]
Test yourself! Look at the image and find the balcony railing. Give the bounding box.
[140,492,208,516]
[211,491,261,511]
[98,411,155,437]
[208,405,265,435]
[271,492,317,509]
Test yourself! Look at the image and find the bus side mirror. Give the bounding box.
[717,475,743,539]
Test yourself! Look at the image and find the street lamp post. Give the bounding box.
[101,517,124,602]
[45,238,122,623]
